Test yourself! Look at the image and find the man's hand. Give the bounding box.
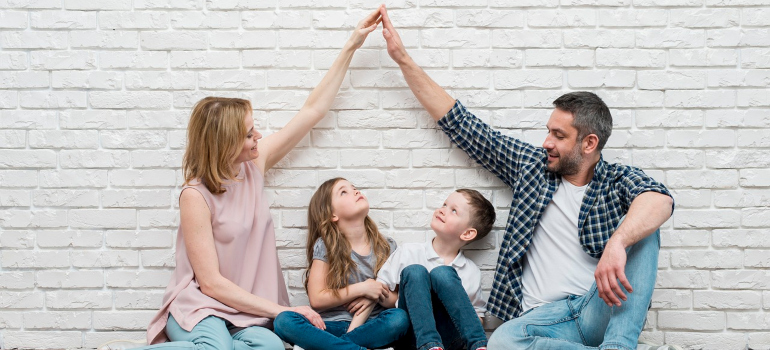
[594,239,632,307]
[379,5,410,65]
[347,5,383,50]
[345,296,377,316]
[287,305,326,330]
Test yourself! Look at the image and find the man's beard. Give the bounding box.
[547,145,582,176]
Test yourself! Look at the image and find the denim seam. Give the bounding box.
[417,341,443,350]
[599,341,634,350]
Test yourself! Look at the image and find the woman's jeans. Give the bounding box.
[273,308,409,350]
[135,314,285,350]
[397,264,488,350]
[487,230,661,350]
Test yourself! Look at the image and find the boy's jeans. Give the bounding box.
[487,229,661,350]
[398,264,488,350]
[273,308,409,350]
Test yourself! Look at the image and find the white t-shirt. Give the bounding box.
[520,178,599,312]
[376,240,486,317]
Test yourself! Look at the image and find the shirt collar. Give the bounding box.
[425,239,467,268]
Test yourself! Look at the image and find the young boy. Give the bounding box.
[376,189,495,350]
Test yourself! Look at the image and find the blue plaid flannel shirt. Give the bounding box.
[437,100,674,321]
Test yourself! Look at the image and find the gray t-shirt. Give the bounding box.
[312,236,397,322]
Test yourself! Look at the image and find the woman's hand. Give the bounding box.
[287,305,326,330]
[347,5,383,50]
[357,279,389,300]
[345,296,376,316]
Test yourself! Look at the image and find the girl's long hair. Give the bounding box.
[183,97,252,194]
[304,177,391,296]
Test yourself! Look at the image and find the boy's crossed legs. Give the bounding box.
[487,229,660,350]
[398,264,487,350]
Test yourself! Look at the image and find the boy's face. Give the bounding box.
[430,192,473,239]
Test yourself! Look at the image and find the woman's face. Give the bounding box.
[233,112,261,164]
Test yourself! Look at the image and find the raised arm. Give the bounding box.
[179,189,325,329]
[379,5,455,121]
[254,7,382,173]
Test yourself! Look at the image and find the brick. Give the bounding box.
[673,209,740,228]
[741,169,770,187]
[71,250,139,268]
[597,49,666,68]
[0,10,28,28]
[0,130,25,148]
[2,250,69,268]
[31,10,96,29]
[421,29,490,48]
[46,291,112,309]
[706,150,770,169]
[671,9,739,28]
[115,290,164,309]
[0,52,27,70]
[564,29,635,48]
[243,50,312,68]
[52,71,123,89]
[745,250,770,268]
[658,311,725,331]
[634,0,704,5]
[667,130,734,148]
[90,91,172,109]
[99,11,170,29]
[130,150,184,168]
[714,189,770,208]
[738,89,770,107]
[0,31,67,49]
[141,31,207,50]
[68,209,136,229]
[671,250,743,269]
[705,109,770,128]
[665,90,735,108]
[742,8,770,26]
[141,250,175,267]
[100,51,167,69]
[242,10,310,29]
[366,9,453,28]
[453,49,522,68]
[109,169,177,187]
[712,270,770,289]
[638,71,706,90]
[39,169,108,188]
[656,270,710,289]
[33,189,100,207]
[709,29,770,47]
[124,71,195,90]
[456,9,524,28]
[65,0,131,10]
[105,230,173,248]
[0,170,38,188]
[337,110,419,129]
[661,229,709,246]
[29,130,99,149]
[3,331,82,349]
[106,270,172,288]
[667,170,738,189]
[651,289,692,309]
[59,150,129,169]
[495,70,562,89]
[93,311,156,330]
[138,209,179,228]
[211,31,277,49]
[694,290,762,310]
[0,189,29,206]
[598,9,667,27]
[0,150,57,169]
[381,49,450,69]
[170,11,239,28]
[528,9,595,27]
[278,30,349,49]
[273,149,338,169]
[0,271,35,289]
[19,91,87,109]
[742,48,770,69]
[71,31,138,49]
[36,230,103,248]
[23,311,91,329]
[659,332,745,350]
[36,270,104,289]
[128,110,189,129]
[170,51,240,69]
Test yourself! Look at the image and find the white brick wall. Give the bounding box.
[0,1,768,349]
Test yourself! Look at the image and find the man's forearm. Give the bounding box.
[398,57,456,121]
[610,191,674,248]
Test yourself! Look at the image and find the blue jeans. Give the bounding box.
[135,314,284,350]
[273,308,409,350]
[488,229,661,350]
[397,265,488,350]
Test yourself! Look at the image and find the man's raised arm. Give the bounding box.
[380,6,455,121]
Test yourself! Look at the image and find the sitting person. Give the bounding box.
[376,189,494,350]
[273,178,409,350]
[376,6,679,350]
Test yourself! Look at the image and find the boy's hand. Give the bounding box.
[346,297,376,316]
[359,279,390,300]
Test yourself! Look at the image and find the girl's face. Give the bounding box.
[330,179,369,222]
[233,112,261,164]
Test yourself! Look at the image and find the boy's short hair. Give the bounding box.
[456,189,496,243]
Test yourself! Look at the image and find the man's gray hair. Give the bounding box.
[552,91,613,151]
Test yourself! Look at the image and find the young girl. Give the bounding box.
[273,177,410,350]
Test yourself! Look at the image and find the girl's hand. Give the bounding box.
[358,279,389,300]
[346,297,376,316]
[288,305,326,330]
[347,5,383,50]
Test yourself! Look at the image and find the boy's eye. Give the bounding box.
[452,209,457,214]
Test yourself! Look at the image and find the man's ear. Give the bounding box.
[459,228,478,242]
[583,134,600,155]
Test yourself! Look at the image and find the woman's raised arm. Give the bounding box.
[254,7,382,173]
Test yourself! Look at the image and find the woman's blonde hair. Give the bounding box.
[183,96,252,194]
[304,177,391,297]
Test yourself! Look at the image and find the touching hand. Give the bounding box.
[346,296,376,316]
[359,279,390,300]
[594,240,632,307]
[288,305,326,330]
[379,5,409,65]
[348,5,383,50]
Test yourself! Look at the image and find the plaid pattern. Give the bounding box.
[437,100,673,321]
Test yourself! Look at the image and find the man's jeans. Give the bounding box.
[488,229,660,350]
[273,308,409,350]
[398,264,488,350]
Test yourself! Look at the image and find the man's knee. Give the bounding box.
[487,319,528,350]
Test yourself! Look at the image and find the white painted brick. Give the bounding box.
[742,48,770,69]
[105,230,173,248]
[0,10,28,28]
[23,311,91,330]
[2,251,69,268]
[29,130,99,149]
[382,129,450,148]
[170,51,240,69]
[19,91,87,109]
[673,209,740,228]
[123,71,194,90]
[93,310,157,330]
[456,9,524,28]
[637,29,705,48]
[0,271,35,289]
[242,10,310,29]
[100,131,167,150]
[0,210,67,228]
[658,311,725,331]
[712,229,770,248]
[170,11,239,29]
[638,71,706,90]
[708,70,770,88]
[59,150,129,169]
[742,8,770,26]
[36,230,103,248]
[421,29,490,48]
[392,209,431,228]
[65,0,131,10]
[658,332,746,350]
[0,90,18,108]
[100,51,167,69]
[636,110,703,128]
[0,189,29,206]
[386,169,455,188]
[671,250,743,269]
[738,89,770,107]
[655,270,710,289]
[211,31,277,49]
[278,30,348,49]
[671,9,740,28]
[525,49,593,67]
[651,289,692,309]
[0,150,57,168]
[598,9,668,27]
[743,208,770,227]
[33,189,100,207]
[243,50,312,68]
[71,250,139,268]
[744,250,770,268]
[142,250,175,267]
[130,150,184,168]
[114,290,164,310]
[3,331,82,349]
[31,10,96,29]
[102,189,172,208]
[46,291,112,309]
[0,71,49,88]
[36,270,104,289]
[270,149,337,169]
[564,29,635,48]
[634,0,703,6]
[71,31,138,49]
[0,31,68,49]
[39,169,108,188]
[0,130,25,149]
[714,189,770,208]
[52,71,122,89]
[138,209,179,228]
[727,313,770,330]
[0,51,27,70]
[453,49,522,68]
[741,169,770,187]
[69,209,136,229]
[0,170,38,188]
[0,312,23,328]
[709,28,770,47]
[667,170,738,189]
[91,91,172,109]
[99,11,170,29]
[712,270,770,289]
[661,229,709,246]
[495,70,562,89]
[596,49,666,68]
[705,109,770,128]
[316,169,385,188]
[106,270,172,288]
[694,290,762,309]
[413,149,476,168]
[706,150,770,169]
[665,90,735,108]
[667,130,734,148]
[528,9,596,27]
[141,31,207,50]
[489,0,559,6]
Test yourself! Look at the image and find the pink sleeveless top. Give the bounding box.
[146,161,290,344]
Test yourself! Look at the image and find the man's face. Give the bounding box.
[543,108,583,176]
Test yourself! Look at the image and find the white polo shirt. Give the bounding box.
[376,240,486,317]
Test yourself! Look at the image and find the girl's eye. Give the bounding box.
[341,191,347,195]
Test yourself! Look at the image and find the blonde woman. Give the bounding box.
[113,8,384,350]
